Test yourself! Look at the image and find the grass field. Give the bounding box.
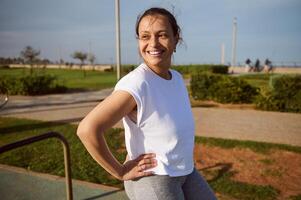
[0,67,278,93]
[0,68,117,91]
[1,117,300,199]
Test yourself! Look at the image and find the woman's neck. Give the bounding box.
[147,64,171,80]
[145,61,172,80]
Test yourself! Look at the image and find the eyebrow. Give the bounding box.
[139,30,169,34]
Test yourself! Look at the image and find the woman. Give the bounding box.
[77,7,216,200]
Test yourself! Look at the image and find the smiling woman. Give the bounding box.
[135,8,181,79]
[77,7,216,200]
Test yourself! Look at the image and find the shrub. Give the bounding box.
[173,64,229,75]
[104,67,113,72]
[255,90,277,111]
[191,73,223,100]
[172,65,191,75]
[256,74,301,113]
[0,76,23,94]
[191,73,259,103]
[122,65,136,74]
[0,65,9,69]
[213,77,259,103]
[0,74,67,95]
[19,75,55,95]
[202,65,229,74]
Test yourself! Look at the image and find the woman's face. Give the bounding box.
[137,14,177,69]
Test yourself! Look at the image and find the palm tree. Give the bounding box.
[71,51,88,77]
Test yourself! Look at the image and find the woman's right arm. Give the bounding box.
[77,90,157,181]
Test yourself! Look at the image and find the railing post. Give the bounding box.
[0,131,73,200]
[54,132,73,200]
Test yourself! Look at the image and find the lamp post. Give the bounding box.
[221,43,225,65]
[231,17,237,67]
[115,0,121,80]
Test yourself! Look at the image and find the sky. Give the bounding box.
[0,0,300,65]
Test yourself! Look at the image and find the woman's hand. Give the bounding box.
[122,153,157,181]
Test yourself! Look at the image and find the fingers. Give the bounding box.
[135,153,157,175]
[135,153,156,161]
[137,170,155,177]
[138,157,156,166]
[137,162,156,171]
[137,153,156,165]
[122,153,157,180]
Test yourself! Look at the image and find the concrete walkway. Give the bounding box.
[0,88,113,123]
[1,88,300,146]
[0,164,128,200]
[193,107,301,146]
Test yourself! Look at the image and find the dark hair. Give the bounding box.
[135,7,182,43]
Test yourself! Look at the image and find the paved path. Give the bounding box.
[0,88,113,124]
[1,88,301,146]
[0,164,128,200]
[193,107,301,146]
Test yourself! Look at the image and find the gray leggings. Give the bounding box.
[124,168,216,200]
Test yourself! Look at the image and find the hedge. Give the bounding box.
[191,73,259,103]
[255,74,301,113]
[0,74,67,95]
[172,64,229,75]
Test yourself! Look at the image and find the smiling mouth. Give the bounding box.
[147,50,164,56]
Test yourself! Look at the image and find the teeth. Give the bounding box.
[148,50,162,55]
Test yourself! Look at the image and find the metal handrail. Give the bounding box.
[0,93,9,109]
[0,131,73,200]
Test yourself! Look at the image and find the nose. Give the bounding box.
[149,35,159,47]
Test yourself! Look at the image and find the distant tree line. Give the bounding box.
[0,56,51,65]
[0,46,97,78]
[0,46,96,66]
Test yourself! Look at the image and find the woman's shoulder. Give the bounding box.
[121,64,147,81]
[170,69,185,83]
[170,68,182,77]
[115,63,147,90]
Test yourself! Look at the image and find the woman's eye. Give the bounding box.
[159,34,168,39]
[140,35,150,40]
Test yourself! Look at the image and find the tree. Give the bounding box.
[88,53,96,70]
[20,46,40,74]
[71,51,88,77]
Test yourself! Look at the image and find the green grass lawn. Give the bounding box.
[1,117,300,199]
[0,68,117,91]
[238,73,273,91]
[0,117,125,187]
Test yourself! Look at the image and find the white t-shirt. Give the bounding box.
[114,63,195,176]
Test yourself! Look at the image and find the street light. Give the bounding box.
[231,17,237,67]
[221,43,225,65]
[115,0,121,80]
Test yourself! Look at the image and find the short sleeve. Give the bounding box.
[114,72,144,126]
